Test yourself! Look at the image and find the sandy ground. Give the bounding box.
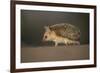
[21,45,89,63]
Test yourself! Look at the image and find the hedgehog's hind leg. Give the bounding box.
[75,41,80,45]
[72,41,80,45]
[66,40,73,46]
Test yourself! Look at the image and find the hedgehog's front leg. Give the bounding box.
[64,40,68,46]
[54,42,58,47]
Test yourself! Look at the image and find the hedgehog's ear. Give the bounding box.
[44,26,51,31]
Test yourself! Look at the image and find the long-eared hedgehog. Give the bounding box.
[43,23,80,46]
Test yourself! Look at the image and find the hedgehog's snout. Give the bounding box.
[43,36,47,40]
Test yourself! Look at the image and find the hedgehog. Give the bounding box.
[43,23,80,46]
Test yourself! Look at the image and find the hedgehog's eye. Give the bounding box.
[45,36,47,39]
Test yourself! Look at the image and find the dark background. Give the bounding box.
[21,10,89,47]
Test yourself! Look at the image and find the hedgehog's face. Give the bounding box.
[43,31,51,41]
[43,26,56,41]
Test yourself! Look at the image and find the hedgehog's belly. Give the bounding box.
[53,36,69,44]
[52,36,80,46]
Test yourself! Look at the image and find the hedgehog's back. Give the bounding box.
[49,23,80,41]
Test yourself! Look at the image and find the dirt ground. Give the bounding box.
[21,44,89,63]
